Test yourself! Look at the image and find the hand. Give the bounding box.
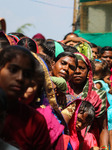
[90,146,100,150]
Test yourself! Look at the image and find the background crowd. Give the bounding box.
[0,18,112,150]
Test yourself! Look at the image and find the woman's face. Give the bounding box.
[0,55,33,100]
[72,60,88,84]
[52,56,77,81]
[101,51,112,68]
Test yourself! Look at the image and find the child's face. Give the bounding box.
[0,55,33,100]
[76,112,89,131]
[104,74,111,87]
[92,47,98,59]
[94,63,102,73]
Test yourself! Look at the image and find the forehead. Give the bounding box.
[101,51,112,56]
[92,47,98,52]
[58,56,76,64]
[7,55,33,69]
[67,34,77,38]
[78,60,87,66]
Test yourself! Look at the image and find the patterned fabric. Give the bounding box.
[75,42,93,60]
[0,31,16,45]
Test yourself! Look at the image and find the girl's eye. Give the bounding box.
[8,66,18,74]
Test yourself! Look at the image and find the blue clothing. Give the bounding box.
[107,106,112,131]
[94,80,112,130]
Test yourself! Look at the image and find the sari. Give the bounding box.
[67,53,107,146]
[32,53,73,149]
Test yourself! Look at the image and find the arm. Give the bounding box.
[109,130,112,150]
[62,37,90,44]
[97,114,109,148]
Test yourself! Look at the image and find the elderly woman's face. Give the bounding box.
[72,60,88,84]
[52,56,77,81]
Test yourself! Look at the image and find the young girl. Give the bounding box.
[93,59,111,94]
[61,99,96,150]
[0,45,52,150]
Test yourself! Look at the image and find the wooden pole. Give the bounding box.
[72,0,79,32]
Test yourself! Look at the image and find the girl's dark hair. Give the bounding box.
[100,46,112,55]
[78,101,95,125]
[34,56,45,95]
[17,37,37,53]
[37,53,52,71]
[54,51,78,67]
[59,42,78,53]
[89,43,97,48]
[39,40,55,59]
[63,32,79,40]
[92,59,109,79]
[0,45,36,73]
[0,88,7,112]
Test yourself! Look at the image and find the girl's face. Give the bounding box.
[92,47,98,59]
[76,112,89,131]
[52,56,76,81]
[0,55,33,100]
[72,60,88,84]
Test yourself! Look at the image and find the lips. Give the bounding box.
[10,85,23,92]
[73,76,82,79]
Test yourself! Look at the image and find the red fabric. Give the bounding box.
[110,68,112,87]
[32,33,45,40]
[55,134,70,150]
[81,131,98,150]
[1,102,52,150]
[68,100,81,150]
[68,100,98,150]
[37,106,64,146]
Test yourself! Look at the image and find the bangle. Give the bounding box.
[100,145,109,150]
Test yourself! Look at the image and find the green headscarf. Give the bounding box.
[54,41,64,57]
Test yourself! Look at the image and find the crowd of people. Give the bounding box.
[0,20,112,150]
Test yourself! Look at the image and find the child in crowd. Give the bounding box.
[92,59,112,95]
[0,45,52,150]
[62,99,96,150]
[89,43,99,59]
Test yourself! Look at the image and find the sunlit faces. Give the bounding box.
[101,51,112,68]
[0,55,33,100]
[72,60,88,84]
[76,112,89,131]
[52,56,77,81]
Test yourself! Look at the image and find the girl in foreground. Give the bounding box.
[0,45,52,150]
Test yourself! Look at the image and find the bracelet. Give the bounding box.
[100,145,109,150]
